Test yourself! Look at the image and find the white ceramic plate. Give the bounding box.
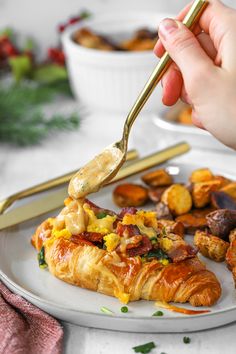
[0,163,236,332]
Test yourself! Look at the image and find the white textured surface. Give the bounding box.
[0,102,236,353]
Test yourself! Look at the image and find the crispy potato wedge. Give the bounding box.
[161,184,192,216]
[211,191,236,210]
[176,213,208,234]
[148,187,167,203]
[178,106,192,125]
[214,175,231,188]
[189,168,214,183]
[142,169,173,187]
[157,219,185,238]
[206,209,236,239]
[192,180,221,208]
[229,229,236,243]
[194,230,229,262]
[221,182,236,200]
[113,183,148,207]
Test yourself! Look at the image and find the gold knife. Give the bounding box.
[0,149,139,215]
[0,142,190,230]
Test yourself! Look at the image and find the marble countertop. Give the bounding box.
[1,107,236,354]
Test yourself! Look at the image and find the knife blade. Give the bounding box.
[0,142,190,230]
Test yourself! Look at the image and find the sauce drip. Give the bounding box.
[68,145,123,199]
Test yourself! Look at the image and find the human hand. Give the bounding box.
[154,0,236,149]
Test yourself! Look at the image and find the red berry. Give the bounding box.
[68,16,81,25]
[48,47,65,65]
[0,38,18,57]
[58,23,66,33]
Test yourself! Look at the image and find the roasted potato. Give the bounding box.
[229,228,236,243]
[214,175,231,188]
[176,213,208,234]
[156,202,173,220]
[157,219,185,238]
[113,183,148,207]
[178,106,193,125]
[142,169,173,187]
[148,187,167,203]
[211,191,236,210]
[194,230,229,262]
[161,184,192,216]
[206,209,236,239]
[189,168,214,183]
[192,180,221,208]
[221,182,236,200]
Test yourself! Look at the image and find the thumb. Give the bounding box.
[157,18,213,82]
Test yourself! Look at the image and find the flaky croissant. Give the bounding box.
[32,215,221,307]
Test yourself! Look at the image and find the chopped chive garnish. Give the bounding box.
[100,306,113,315]
[96,212,107,219]
[37,246,47,269]
[121,306,128,313]
[152,310,163,317]
[183,336,191,344]
[132,342,156,353]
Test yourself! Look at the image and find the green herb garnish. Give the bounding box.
[100,306,113,315]
[121,306,128,313]
[183,336,191,344]
[145,249,169,260]
[152,310,163,317]
[37,246,47,269]
[132,342,156,353]
[150,237,157,245]
[96,212,108,219]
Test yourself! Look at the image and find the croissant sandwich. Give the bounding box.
[32,198,221,307]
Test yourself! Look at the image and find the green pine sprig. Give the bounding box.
[0,81,80,146]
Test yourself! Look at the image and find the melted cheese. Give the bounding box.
[122,211,157,238]
[83,203,116,235]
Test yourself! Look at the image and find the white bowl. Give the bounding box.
[153,101,234,153]
[61,12,171,113]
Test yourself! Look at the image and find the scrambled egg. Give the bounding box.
[83,203,116,235]
[122,210,157,238]
[44,228,71,247]
[103,233,120,252]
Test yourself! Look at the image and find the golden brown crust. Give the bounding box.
[194,230,229,262]
[113,183,148,207]
[32,220,221,306]
[161,184,192,216]
[142,169,172,188]
[192,180,221,208]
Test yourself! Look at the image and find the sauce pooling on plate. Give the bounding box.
[68,145,124,199]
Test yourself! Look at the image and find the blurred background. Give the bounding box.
[1,0,236,54]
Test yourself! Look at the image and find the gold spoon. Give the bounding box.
[68,0,208,200]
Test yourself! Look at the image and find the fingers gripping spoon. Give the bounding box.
[68,0,208,200]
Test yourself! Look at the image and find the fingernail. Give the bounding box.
[158,18,178,40]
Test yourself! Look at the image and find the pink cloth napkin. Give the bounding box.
[0,281,63,354]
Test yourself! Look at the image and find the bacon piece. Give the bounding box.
[84,199,117,216]
[118,207,137,218]
[70,235,95,247]
[71,232,103,244]
[116,222,140,237]
[168,243,198,263]
[126,236,152,257]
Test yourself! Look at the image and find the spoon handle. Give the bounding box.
[122,0,208,144]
